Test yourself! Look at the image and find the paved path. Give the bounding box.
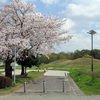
[44,70,69,76]
[0,69,33,76]
[14,70,84,95]
[0,70,100,100]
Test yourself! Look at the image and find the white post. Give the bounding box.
[14,46,16,85]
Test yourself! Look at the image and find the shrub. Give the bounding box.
[0,76,12,89]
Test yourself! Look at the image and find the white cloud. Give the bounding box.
[41,0,59,5]
[61,19,76,31]
[67,3,100,17]
[55,33,91,53]
[62,0,100,30]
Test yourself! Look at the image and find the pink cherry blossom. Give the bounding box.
[0,0,72,61]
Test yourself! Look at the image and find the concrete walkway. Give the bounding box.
[44,70,69,76]
[0,69,33,76]
[0,70,100,100]
[14,70,84,95]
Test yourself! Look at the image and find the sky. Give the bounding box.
[1,0,100,53]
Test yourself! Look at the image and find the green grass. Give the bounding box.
[39,58,100,71]
[0,65,5,69]
[67,58,100,68]
[0,71,4,74]
[39,59,72,69]
[0,71,44,92]
[40,58,100,72]
[70,70,100,95]
[16,71,44,83]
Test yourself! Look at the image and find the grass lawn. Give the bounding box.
[0,71,44,93]
[70,70,100,95]
[0,71,4,74]
[0,65,5,69]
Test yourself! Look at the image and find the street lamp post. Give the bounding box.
[87,30,96,71]
[14,46,16,85]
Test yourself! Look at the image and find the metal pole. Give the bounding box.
[43,80,46,93]
[87,30,96,72]
[65,72,66,76]
[91,34,93,71]
[24,80,26,93]
[14,46,16,85]
[63,81,66,93]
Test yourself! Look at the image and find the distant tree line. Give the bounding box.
[38,52,69,64]
[72,49,100,60]
[38,49,100,64]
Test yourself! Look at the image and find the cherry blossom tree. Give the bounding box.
[0,0,72,78]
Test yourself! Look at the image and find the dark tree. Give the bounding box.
[17,49,39,75]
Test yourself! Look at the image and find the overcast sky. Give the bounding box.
[1,0,100,53]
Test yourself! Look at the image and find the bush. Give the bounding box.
[0,76,12,89]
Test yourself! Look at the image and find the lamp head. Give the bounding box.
[87,30,96,35]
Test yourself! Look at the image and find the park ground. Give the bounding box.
[1,57,100,100]
[0,70,100,100]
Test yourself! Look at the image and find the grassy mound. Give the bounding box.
[41,58,100,69]
[67,58,100,68]
[40,59,72,68]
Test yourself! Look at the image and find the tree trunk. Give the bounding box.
[5,60,12,79]
[25,67,26,75]
[21,65,25,75]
